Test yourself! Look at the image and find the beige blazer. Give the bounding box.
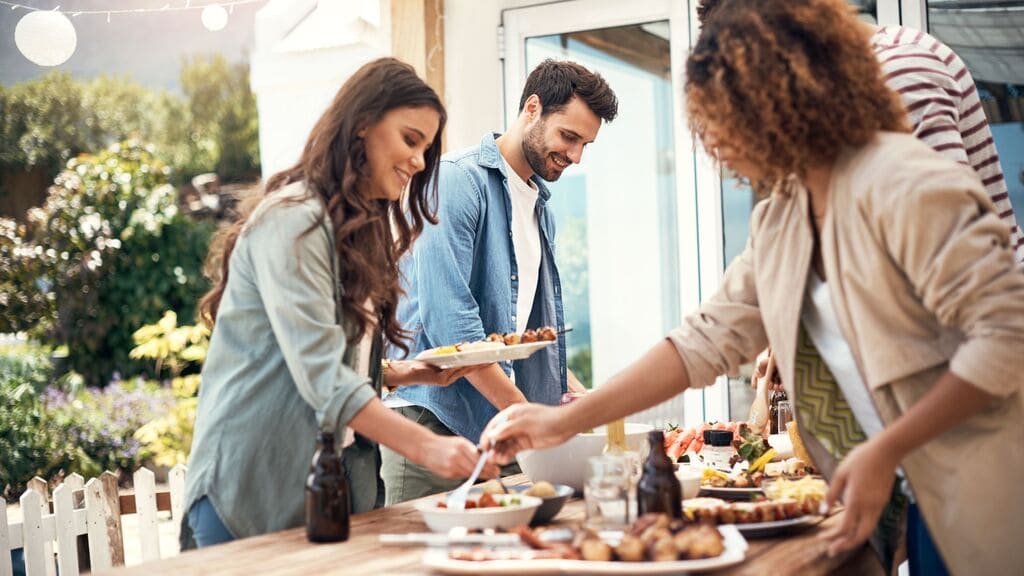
[669,132,1024,576]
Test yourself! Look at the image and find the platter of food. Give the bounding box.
[416,327,557,369]
[421,513,748,575]
[734,515,822,538]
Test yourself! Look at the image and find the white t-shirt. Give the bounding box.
[503,157,542,336]
[800,271,885,439]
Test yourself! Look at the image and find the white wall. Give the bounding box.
[251,0,388,179]
[443,0,550,150]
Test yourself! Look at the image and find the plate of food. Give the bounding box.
[416,327,558,369]
[417,492,543,533]
[422,513,748,574]
[683,496,824,539]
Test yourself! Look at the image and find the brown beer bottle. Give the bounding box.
[637,430,683,519]
[305,431,350,542]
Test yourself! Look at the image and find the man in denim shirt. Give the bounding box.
[381,60,618,504]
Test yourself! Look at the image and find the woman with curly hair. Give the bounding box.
[481,1,1024,574]
[181,58,496,548]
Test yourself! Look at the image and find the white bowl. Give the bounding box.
[675,463,703,499]
[516,423,654,491]
[415,493,543,533]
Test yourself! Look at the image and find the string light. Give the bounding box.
[0,0,264,15]
[14,8,76,66]
[3,1,267,67]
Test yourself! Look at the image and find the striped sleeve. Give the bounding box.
[875,32,968,164]
[874,27,1024,262]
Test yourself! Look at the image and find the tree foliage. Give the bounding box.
[0,55,260,189]
[4,141,215,385]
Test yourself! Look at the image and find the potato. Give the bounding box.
[580,538,613,562]
[478,479,506,495]
[615,535,646,562]
[524,480,557,498]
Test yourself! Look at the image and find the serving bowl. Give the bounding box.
[516,423,653,491]
[415,493,543,533]
[510,483,575,525]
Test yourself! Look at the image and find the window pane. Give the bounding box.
[928,0,1024,219]
[525,24,683,428]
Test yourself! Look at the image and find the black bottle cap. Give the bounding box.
[703,429,733,447]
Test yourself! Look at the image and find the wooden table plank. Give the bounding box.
[101,475,881,575]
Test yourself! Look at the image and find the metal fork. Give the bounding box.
[446,449,492,511]
[446,412,509,511]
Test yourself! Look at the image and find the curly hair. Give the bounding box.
[695,0,723,26]
[685,0,908,186]
[200,58,446,354]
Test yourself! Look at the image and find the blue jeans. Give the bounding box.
[907,503,949,576]
[187,496,235,548]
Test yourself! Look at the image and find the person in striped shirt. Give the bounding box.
[696,0,1024,261]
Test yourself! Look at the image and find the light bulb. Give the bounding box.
[201,4,228,32]
[15,10,78,66]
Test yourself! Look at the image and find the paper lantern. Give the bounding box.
[201,4,229,32]
[15,10,78,67]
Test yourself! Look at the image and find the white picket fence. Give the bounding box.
[1,465,187,576]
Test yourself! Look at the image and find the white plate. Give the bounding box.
[698,485,764,499]
[422,525,748,575]
[416,341,554,369]
[734,515,822,538]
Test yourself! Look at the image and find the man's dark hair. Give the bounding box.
[518,59,618,122]
[696,0,723,25]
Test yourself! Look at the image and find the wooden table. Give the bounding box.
[103,475,883,575]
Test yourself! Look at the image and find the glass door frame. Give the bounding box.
[500,0,908,426]
[502,0,710,427]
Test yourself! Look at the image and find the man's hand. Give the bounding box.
[384,360,490,388]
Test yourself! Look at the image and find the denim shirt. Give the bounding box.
[395,133,568,442]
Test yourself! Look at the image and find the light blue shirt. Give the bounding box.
[395,133,568,442]
[182,183,381,542]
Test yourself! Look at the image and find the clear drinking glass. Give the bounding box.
[584,454,633,530]
[776,400,794,434]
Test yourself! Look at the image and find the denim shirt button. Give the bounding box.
[511,274,517,281]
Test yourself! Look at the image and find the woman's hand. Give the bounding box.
[819,437,901,556]
[479,403,574,465]
[384,360,489,388]
[417,434,500,480]
[750,347,783,393]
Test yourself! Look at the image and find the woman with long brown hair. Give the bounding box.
[181,58,495,548]
[481,1,1024,574]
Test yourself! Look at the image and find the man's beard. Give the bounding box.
[522,120,562,182]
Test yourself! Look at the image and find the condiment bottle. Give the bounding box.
[768,388,789,434]
[700,429,736,472]
[305,431,350,542]
[636,430,682,519]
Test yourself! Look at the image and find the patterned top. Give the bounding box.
[871,25,1024,261]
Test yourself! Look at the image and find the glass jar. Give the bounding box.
[700,429,736,472]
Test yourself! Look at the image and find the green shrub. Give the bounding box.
[0,218,54,335]
[9,141,215,384]
[0,344,66,499]
[130,311,207,467]
[44,379,175,479]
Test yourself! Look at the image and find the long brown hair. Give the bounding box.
[685,0,908,186]
[200,58,446,353]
